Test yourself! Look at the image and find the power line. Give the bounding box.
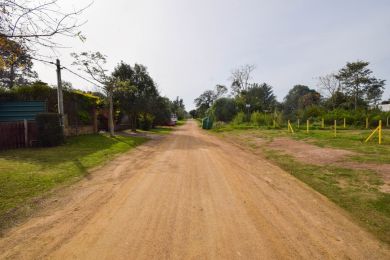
[31,56,103,87]
[62,66,103,87]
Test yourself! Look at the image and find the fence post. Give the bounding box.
[273,120,276,128]
[24,119,28,147]
[366,117,369,129]
[306,120,309,133]
[321,118,324,129]
[387,117,389,128]
[379,120,382,145]
[334,120,337,137]
[344,118,346,128]
[297,118,300,129]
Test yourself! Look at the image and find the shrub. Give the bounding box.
[36,113,64,147]
[138,113,155,130]
[212,98,237,122]
[232,112,245,125]
[250,111,262,126]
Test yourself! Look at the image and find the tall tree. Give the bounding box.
[336,61,385,110]
[112,62,159,131]
[194,85,227,117]
[244,83,277,112]
[317,73,340,109]
[71,51,115,136]
[0,37,37,88]
[283,85,319,119]
[230,64,255,95]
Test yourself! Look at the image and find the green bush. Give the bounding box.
[36,113,64,147]
[138,113,155,130]
[232,112,246,125]
[212,98,237,122]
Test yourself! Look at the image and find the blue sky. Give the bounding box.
[34,0,390,110]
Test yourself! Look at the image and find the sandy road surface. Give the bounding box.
[0,120,389,259]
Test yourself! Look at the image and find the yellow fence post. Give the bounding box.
[321,118,324,129]
[343,118,346,128]
[366,117,369,129]
[365,120,382,144]
[287,120,294,133]
[334,120,337,137]
[306,120,309,134]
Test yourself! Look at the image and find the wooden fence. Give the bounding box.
[0,121,38,150]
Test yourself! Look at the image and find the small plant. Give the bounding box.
[232,112,246,125]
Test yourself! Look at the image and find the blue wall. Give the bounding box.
[0,101,47,122]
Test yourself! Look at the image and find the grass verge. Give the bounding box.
[0,134,147,232]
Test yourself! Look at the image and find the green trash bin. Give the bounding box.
[202,117,213,129]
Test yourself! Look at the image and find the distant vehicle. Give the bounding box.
[168,114,177,126]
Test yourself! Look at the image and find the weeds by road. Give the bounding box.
[0,134,147,232]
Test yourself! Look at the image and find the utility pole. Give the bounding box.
[56,59,64,129]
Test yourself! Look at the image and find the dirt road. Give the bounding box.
[0,120,388,259]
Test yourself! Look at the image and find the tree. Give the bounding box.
[0,37,37,88]
[317,73,340,109]
[171,96,186,120]
[0,0,89,53]
[212,98,237,122]
[244,83,277,112]
[112,62,159,131]
[71,51,115,136]
[283,85,319,119]
[366,79,385,107]
[194,85,228,117]
[230,64,256,95]
[194,90,215,117]
[336,61,385,110]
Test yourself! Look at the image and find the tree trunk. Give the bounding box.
[9,64,15,89]
[108,91,114,137]
[131,112,137,132]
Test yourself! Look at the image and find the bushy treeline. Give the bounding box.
[0,62,188,130]
[193,61,389,128]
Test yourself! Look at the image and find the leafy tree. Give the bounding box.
[194,90,214,117]
[336,61,385,110]
[243,83,277,112]
[171,96,186,120]
[153,96,172,125]
[189,109,198,118]
[283,85,320,119]
[194,85,228,117]
[212,98,237,122]
[71,51,115,136]
[112,62,159,131]
[0,37,37,88]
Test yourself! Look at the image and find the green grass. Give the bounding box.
[262,147,390,244]
[138,126,173,135]
[0,134,147,231]
[213,124,390,244]
[212,124,390,164]
[176,120,187,126]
